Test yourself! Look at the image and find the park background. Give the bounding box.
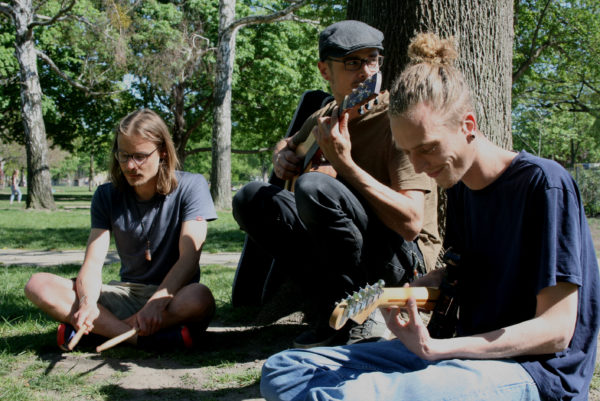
[1,1,600,400]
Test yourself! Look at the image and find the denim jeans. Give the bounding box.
[261,339,541,401]
[232,173,425,309]
[10,186,21,203]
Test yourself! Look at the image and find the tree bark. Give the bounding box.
[211,0,236,210]
[13,0,56,209]
[210,0,311,210]
[172,82,187,166]
[347,0,514,148]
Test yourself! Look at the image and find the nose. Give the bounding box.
[125,157,137,169]
[408,153,427,174]
[359,62,372,78]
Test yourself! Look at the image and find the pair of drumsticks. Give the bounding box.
[67,325,137,352]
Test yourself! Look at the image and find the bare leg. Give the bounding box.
[24,272,134,340]
[25,273,215,345]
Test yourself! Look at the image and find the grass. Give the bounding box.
[0,185,245,252]
[0,185,265,400]
[1,186,599,400]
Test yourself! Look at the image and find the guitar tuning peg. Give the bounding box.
[358,106,365,115]
[373,97,379,105]
[365,102,373,111]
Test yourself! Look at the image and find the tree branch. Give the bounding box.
[186,146,273,157]
[0,2,13,18]
[225,0,315,34]
[36,49,123,97]
[30,0,76,28]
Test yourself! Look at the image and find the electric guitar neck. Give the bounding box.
[329,280,440,330]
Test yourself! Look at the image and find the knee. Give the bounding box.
[180,283,216,321]
[260,351,293,400]
[232,181,269,229]
[24,272,53,304]
[295,173,342,224]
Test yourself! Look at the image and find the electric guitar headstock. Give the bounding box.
[329,280,440,330]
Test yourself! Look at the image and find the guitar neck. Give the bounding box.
[329,286,440,330]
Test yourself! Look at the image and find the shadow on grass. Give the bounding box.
[96,383,262,401]
[0,227,90,249]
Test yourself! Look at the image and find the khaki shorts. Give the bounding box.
[98,280,158,320]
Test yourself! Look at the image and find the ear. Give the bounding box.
[317,61,331,81]
[462,112,478,142]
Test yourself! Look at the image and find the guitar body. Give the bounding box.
[231,90,333,307]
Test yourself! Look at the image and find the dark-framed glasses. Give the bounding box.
[329,55,384,71]
[114,147,158,166]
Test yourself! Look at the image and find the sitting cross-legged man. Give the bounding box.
[25,109,217,352]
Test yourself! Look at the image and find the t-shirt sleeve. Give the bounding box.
[181,173,218,222]
[90,184,112,230]
[535,174,585,291]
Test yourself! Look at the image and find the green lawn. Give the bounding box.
[0,186,245,253]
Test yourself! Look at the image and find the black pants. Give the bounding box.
[232,173,425,312]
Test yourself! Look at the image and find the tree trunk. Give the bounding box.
[88,153,94,191]
[13,0,55,209]
[172,82,188,167]
[347,0,514,148]
[211,0,236,210]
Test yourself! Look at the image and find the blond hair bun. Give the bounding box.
[408,33,457,66]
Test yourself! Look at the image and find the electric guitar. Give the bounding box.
[329,280,440,330]
[284,71,384,191]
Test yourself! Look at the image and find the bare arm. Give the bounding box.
[383,282,579,360]
[74,228,110,332]
[133,218,207,335]
[315,111,425,240]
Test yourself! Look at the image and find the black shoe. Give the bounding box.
[137,325,193,352]
[293,324,349,349]
[347,309,391,345]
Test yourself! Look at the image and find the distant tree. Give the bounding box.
[512,0,600,165]
[0,0,124,209]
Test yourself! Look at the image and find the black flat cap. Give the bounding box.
[319,20,384,61]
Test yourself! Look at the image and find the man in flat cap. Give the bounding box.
[233,20,440,348]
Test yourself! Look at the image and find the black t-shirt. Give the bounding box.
[445,151,600,400]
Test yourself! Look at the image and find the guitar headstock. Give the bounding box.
[339,71,383,118]
[329,280,385,330]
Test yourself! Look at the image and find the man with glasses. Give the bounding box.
[25,109,217,352]
[233,20,440,348]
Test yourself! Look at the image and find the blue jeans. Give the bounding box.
[261,340,541,401]
[10,186,21,203]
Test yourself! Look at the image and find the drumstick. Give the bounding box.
[96,328,137,352]
[67,324,88,351]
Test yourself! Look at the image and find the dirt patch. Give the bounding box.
[42,315,306,401]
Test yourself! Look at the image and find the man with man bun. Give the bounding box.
[260,33,599,401]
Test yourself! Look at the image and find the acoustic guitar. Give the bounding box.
[284,71,384,191]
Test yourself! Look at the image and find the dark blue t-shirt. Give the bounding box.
[91,171,217,285]
[445,151,599,400]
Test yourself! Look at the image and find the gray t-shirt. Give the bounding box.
[91,171,217,285]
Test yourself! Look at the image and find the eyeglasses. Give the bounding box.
[328,55,384,71]
[114,147,158,166]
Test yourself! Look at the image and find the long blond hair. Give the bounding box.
[110,109,179,195]
[389,33,474,127]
